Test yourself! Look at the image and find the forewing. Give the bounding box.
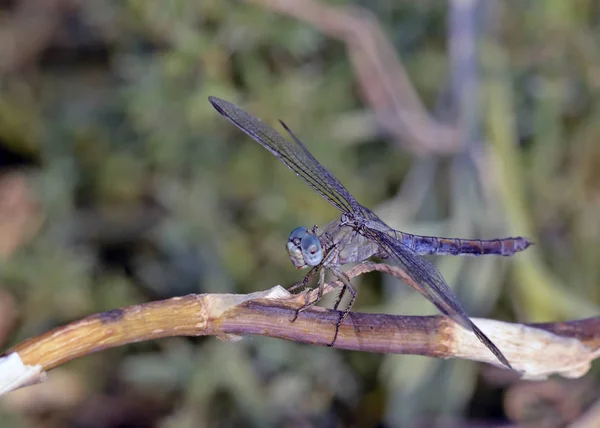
[363,228,511,368]
[209,96,364,215]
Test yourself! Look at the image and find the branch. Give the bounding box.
[1,263,598,395]
[245,0,464,154]
[0,0,71,73]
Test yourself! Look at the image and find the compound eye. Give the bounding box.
[288,227,308,245]
[300,234,323,267]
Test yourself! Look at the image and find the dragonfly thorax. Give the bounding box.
[286,226,323,269]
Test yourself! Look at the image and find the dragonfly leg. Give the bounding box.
[287,265,318,293]
[286,282,305,293]
[289,267,325,323]
[328,267,357,347]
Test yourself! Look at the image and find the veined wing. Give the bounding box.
[363,227,512,369]
[209,96,365,215]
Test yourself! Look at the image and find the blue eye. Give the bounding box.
[288,227,308,243]
[287,226,309,268]
[286,226,322,268]
[300,234,323,266]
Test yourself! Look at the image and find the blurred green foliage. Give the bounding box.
[1,0,599,426]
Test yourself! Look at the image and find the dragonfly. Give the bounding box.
[209,96,532,369]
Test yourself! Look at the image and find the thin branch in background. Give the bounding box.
[0,0,71,74]
[246,0,463,155]
[449,0,481,148]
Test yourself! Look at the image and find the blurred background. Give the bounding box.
[1,0,599,426]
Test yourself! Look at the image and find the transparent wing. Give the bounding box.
[209,96,365,215]
[363,227,511,368]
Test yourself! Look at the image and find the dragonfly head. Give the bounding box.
[286,226,323,269]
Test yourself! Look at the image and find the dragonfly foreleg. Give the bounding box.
[289,267,326,323]
[287,265,319,293]
[328,267,357,347]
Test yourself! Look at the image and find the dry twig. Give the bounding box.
[0,0,72,73]
[1,263,598,396]
[246,0,463,154]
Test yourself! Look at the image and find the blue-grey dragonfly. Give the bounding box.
[209,96,532,369]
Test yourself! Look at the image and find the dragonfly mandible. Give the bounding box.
[209,96,532,369]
